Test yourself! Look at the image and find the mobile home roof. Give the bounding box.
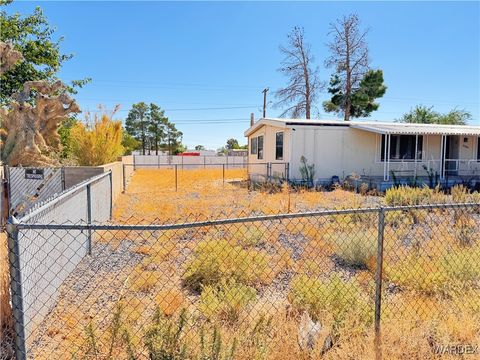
[244,118,480,137]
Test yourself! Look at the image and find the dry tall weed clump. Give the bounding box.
[70,114,124,166]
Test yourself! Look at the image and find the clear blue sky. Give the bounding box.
[6,1,480,149]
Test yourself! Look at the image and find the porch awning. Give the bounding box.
[350,123,480,136]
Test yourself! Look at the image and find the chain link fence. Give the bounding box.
[132,154,248,168]
[122,163,289,192]
[6,201,480,359]
[7,172,113,359]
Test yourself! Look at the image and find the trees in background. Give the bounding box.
[0,2,90,105]
[125,102,183,155]
[70,114,124,166]
[397,105,471,125]
[125,102,149,155]
[149,104,168,155]
[122,133,140,155]
[226,138,240,150]
[164,121,183,155]
[274,26,322,119]
[195,145,205,150]
[323,14,386,120]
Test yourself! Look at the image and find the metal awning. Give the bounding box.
[350,123,480,136]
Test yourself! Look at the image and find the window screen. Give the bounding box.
[250,137,258,155]
[257,136,264,160]
[381,134,423,161]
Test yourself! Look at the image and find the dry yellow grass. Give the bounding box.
[113,168,370,223]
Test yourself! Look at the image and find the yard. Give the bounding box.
[29,169,480,359]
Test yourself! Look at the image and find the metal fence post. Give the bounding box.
[108,171,113,219]
[284,162,290,182]
[6,165,12,217]
[175,164,178,192]
[374,206,385,360]
[222,164,225,187]
[86,184,92,255]
[61,167,66,191]
[7,220,27,360]
[122,164,126,192]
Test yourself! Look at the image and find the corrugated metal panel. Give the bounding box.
[351,123,480,136]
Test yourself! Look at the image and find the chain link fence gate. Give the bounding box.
[6,201,480,359]
[5,166,65,218]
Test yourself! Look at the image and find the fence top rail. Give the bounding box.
[124,162,288,166]
[5,165,65,170]
[12,171,112,224]
[11,202,480,231]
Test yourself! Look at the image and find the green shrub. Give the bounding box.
[334,231,376,269]
[386,248,480,296]
[182,240,271,292]
[386,255,448,296]
[233,225,263,248]
[442,249,480,286]
[199,281,256,324]
[384,186,440,206]
[144,308,237,360]
[288,274,373,327]
[144,308,189,359]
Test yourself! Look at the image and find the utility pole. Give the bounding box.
[262,88,269,118]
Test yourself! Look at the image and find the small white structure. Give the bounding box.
[244,118,480,188]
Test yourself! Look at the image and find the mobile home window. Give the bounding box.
[275,132,284,160]
[257,135,264,160]
[250,137,258,155]
[477,137,480,161]
[381,134,423,161]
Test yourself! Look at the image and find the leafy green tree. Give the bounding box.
[195,145,205,150]
[397,105,470,125]
[125,102,149,155]
[397,105,438,124]
[324,70,386,118]
[149,104,168,155]
[226,138,240,150]
[437,109,471,125]
[121,132,140,155]
[0,3,89,105]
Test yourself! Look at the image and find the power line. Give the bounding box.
[82,105,260,113]
[67,79,480,105]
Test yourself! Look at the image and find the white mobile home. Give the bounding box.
[244,118,480,189]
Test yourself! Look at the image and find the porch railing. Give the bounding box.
[384,159,480,181]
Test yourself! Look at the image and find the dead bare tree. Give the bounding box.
[274,26,322,119]
[325,14,369,121]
